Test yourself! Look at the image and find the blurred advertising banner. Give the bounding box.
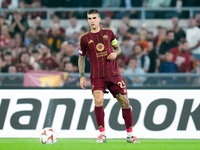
[0,89,200,139]
[23,70,68,87]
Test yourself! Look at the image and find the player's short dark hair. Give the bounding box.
[87,9,99,15]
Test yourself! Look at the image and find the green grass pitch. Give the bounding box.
[0,138,199,150]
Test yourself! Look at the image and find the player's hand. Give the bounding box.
[107,52,117,60]
[80,77,87,89]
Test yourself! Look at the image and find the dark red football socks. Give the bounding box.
[94,106,105,132]
[122,108,133,133]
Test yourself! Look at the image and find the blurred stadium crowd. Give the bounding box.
[0,0,200,86]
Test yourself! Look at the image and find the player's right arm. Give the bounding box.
[78,55,87,89]
[78,35,87,89]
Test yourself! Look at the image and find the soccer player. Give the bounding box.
[78,9,140,143]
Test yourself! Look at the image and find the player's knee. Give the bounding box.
[94,98,103,106]
[121,102,130,109]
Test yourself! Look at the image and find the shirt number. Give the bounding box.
[118,81,126,88]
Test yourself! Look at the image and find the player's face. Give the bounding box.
[87,14,101,29]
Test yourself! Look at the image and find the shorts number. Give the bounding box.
[118,81,126,88]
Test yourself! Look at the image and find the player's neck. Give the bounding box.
[90,26,100,33]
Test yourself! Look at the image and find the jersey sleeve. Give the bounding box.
[79,36,86,56]
[110,30,118,46]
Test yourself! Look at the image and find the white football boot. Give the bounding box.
[127,136,140,143]
[96,134,107,143]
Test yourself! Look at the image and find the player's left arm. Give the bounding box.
[107,43,121,60]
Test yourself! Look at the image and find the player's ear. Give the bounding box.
[99,16,101,22]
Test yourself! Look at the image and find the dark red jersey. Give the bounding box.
[79,28,120,79]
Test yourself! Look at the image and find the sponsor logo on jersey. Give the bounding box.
[88,39,94,44]
[96,43,104,51]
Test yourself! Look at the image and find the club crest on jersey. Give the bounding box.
[96,43,104,51]
[103,35,108,40]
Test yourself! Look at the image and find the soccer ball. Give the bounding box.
[40,127,57,144]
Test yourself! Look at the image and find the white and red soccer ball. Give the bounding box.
[40,127,57,144]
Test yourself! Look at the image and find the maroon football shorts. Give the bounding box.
[91,75,128,97]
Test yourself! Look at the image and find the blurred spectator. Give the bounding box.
[171,16,186,42]
[1,0,12,8]
[171,39,191,72]
[0,15,8,34]
[170,0,187,7]
[159,50,181,73]
[103,16,117,34]
[65,17,82,39]
[159,50,181,85]
[58,41,78,72]
[123,55,146,86]
[147,31,154,40]
[153,26,166,50]
[137,31,149,53]
[18,0,29,18]
[38,45,59,70]
[145,0,172,18]
[48,15,65,37]
[24,28,36,46]
[119,63,127,74]
[63,61,75,73]
[170,0,188,17]
[33,16,46,33]
[148,40,160,73]
[29,49,41,70]
[102,0,121,7]
[11,33,27,61]
[102,0,121,17]
[48,23,65,54]
[122,15,137,35]
[195,12,200,28]
[146,0,171,8]
[116,24,128,45]
[8,0,19,9]
[0,25,11,50]
[9,10,29,39]
[191,66,200,85]
[0,51,13,72]
[120,36,133,58]
[31,26,49,47]
[119,0,143,18]
[125,44,150,72]
[16,51,34,72]
[1,65,23,86]
[80,26,88,36]
[186,18,200,60]
[71,32,80,51]
[159,30,178,60]
[29,0,46,19]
